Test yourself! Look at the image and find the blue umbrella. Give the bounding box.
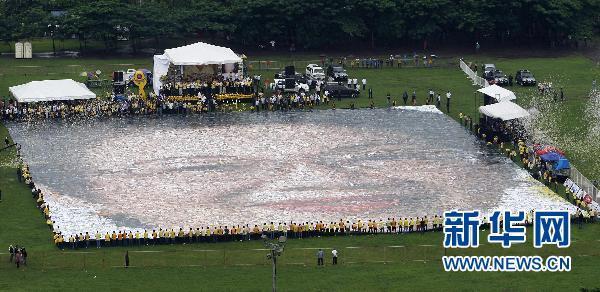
[554,158,570,170]
[540,152,564,162]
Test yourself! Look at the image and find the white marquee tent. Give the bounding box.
[477,84,516,102]
[153,42,242,94]
[479,101,530,121]
[9,79,96,103]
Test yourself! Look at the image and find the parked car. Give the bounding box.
[324,84,359,99]
[486,70,508,85]
[515,69,536,86]
[327,65,348,82]
[306,64,326,81]
[270,78,309,92]
[124,68,136,83]
[483,64,496,76]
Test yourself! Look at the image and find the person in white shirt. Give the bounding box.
[446,91,452,113]
[352,78,358,89]
[331,249,338,265]
[362,78,367,90]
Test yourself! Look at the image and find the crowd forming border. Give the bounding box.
[458,58,599,204]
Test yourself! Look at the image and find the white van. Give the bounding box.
[305,64,325,81]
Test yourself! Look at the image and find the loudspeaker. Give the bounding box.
[285,78,295,89]
[112,71,123,82]
[285,66,295,77]
[113,83,126,94]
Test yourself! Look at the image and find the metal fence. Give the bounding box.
[570,165,599,203]
[459,58,489,88]
[248,57,459,72]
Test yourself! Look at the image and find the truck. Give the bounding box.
[305,64,325,81]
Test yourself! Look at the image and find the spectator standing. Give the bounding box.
[362,78,367,90]
[411,91,417,105]
[436,93,441,108]
[446,91,452,113]
[317,249,324,266]
[475,41,480,54]
[428,89,434,104]
[8,245,14,263]
[368,87,373,99]
[403,91,408,105]
[386,93,391,106]
[332,249,338,265]
[21,247,27,266]
[14,248,21,268]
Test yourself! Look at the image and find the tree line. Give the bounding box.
[0,0,598,53]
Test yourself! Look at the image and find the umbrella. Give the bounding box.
[535,146,565,156]
[540,152,564,162]
[554,158,570,170]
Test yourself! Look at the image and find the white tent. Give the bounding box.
[153,42,242,94]
[477,84,516,102]
[9,79,96,103]
[479,101,530,121]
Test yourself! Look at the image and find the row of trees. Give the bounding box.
[0,0,598,53]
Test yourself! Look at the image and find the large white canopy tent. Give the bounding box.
[9,79,96,103]
[479,101,530,121]
[477,84,516,102]
[153,42,242,94]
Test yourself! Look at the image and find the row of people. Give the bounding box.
[54,217,446,250]
[159,77,256,97]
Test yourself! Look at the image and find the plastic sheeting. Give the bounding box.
[9,79,96,103]
[478,101,530,121]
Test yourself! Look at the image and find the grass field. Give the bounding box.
[1,51,599,291]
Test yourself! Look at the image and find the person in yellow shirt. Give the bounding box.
[135,230,141,246]
[84,232,90,249]
[95,231,102,248]
[194,228,201,243]
[177,228,184,244]
[188,228,194,244]
[104,232,111,247]
[143,230,148,246]
[252,225,260,240]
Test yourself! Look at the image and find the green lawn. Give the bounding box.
[1,52,599,291]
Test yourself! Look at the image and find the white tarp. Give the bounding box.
[477,84,516,102]
[479,101,530,121]
[153,54,170,96]
[9,79,96,103]
[163,42,242,66]
[153,42,243,94]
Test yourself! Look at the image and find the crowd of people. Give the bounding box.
[158,74,256,97]
[473,124,599,221]
[7,245,27,268]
